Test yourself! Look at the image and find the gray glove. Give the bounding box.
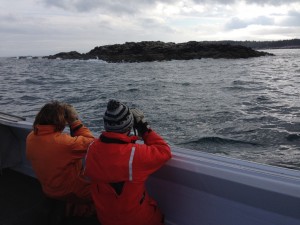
[130,108,150,136]
[130,108,145,123]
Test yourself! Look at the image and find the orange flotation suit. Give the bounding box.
[26,120,95,216]
[84,130,171,225]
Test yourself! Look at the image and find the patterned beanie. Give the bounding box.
[103,99,134,133]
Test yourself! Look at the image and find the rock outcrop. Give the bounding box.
[44,41,273,62]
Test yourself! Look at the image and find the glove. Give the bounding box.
[130,108,145,124]
[130,108,150,137]
[64,104,79,125]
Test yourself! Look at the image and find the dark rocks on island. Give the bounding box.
[43,41,274,63]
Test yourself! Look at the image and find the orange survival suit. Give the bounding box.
[26,120,94,203]
[84,130,172,225]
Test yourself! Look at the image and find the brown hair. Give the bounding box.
[33,101,66,134]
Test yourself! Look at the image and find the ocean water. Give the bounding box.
[1,49,300,170]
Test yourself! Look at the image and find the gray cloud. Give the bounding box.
[39,0,300,15]
[1,0,299,57]
[191,0,299,5]
[191,0,235,4]
[250,26,300,38]
[244,0,300,5]
[280,10,300,26]
[40,0,173,14]
[224,17,248,30]
[0,14,19,22]
[225,16,274,30]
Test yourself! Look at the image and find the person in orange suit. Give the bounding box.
[84,99,172,225]
[26,101,95,217]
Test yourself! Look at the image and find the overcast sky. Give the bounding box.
[0,0,299,57]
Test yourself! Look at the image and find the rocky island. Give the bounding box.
[44,41,273,62]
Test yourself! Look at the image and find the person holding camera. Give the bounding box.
[84,99,172,225]
[26,101,95,217]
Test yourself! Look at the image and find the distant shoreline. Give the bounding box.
[258,46,300,50]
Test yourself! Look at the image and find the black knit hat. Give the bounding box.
[103,100,134,133]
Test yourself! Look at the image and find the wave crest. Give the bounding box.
[179,136,260,146]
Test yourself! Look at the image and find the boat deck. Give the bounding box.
[0,169,100,225]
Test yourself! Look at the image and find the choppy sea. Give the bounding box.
[1,49,300,170]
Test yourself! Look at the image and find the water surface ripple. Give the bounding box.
[1,49,300,170]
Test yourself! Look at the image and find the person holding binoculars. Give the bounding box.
[85,99,172,225]
[26,101,95,217]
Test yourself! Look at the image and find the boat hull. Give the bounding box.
[148,149,300,225]
[1,112,300,225]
